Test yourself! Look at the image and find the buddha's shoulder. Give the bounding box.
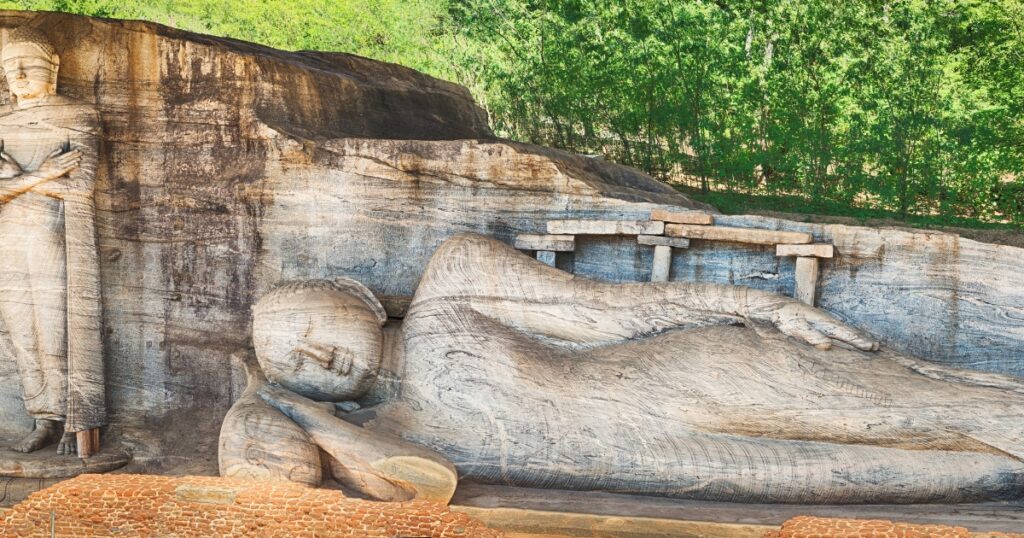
[41,96,99,120]
[0,97,99,131]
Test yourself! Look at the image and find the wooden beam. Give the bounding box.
[777,243,834,258]
[77,427,100,458]
[650,209,714,225]
[794,257,820,306]
[637,235,690,248]
[665,224,812,245]
[515,234,576,252]
[547,220,664,236]
[651,245,672,282]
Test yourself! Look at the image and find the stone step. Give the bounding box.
[637,235,691,248]
[452,483,1024,536]
[515,234,576,252]
[665,224,812,245]
[547,220,664,236]
[776,243,834,258]
[650,208,714,225]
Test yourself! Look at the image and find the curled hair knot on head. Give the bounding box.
[3,26,57,60]
[254,278,387,326]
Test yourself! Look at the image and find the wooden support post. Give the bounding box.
[536,250,557,267]
[77,427,100,458]
[794,257,820,306]
[651,245,671,282]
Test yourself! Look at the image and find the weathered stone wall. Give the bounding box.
[0,474,501,537]
[0,12,701,463]
[0,7,493,440]
[253,138,702,305]
[260,155,1024,379]
[0,10,1019,480]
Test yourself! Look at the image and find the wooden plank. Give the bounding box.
[794,257,820,306]
[650,208,714,225]
[665,224,812,245]
[77,427,100,458]
[777,243,834,258]
[651,245,672,282]
[547,220,664,236]
[638,235,690,249]
[515,234,576,252]
[536,250,557,267]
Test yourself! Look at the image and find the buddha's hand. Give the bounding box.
[0,151,23,179]
[34,148,81,181]
[740,290,879,351]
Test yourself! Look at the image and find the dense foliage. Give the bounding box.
[3,0,1022,223]
[452,0,1024,223]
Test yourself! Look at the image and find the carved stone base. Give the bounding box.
[0,477,63,508]
[0,433,131,479]
[452,483,1024,536]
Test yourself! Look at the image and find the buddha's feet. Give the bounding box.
[57,432,77,456]
[11,419,62,454]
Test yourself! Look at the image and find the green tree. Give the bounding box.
[0,0,1020,223]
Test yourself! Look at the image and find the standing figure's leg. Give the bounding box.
[29,216,70,455]
[0,210,68,454]
[0,266,62,452]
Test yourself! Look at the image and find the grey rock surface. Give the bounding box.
[0,11,1017,492]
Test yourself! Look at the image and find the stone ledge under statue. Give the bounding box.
[219,233,1024,505]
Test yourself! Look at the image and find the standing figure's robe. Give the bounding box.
[0,95,105,434]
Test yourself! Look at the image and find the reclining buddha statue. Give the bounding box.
[221,233,1024,504]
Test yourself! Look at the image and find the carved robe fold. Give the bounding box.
[0,97,105,433]
[363,234,1024,504]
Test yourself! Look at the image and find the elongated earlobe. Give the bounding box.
[48,53,59,95]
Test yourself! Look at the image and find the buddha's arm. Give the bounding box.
[464,279,877,351]
[31,109,99,199]
[0,169,61,202]
[416,234,878,351]
[258,384,458,504]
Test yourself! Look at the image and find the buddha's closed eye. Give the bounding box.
[291,341,335,368]
[290,341,353,376]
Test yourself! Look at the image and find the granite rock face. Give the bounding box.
[0,10,1019,485]
[0,11,702,469]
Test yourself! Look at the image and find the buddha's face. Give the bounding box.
[1,41,58,103]
[253,286,383,402]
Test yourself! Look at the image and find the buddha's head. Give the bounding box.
[253,278,387,402]
[1,26,59,105]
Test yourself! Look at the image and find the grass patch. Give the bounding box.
[675,186,1023,232]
